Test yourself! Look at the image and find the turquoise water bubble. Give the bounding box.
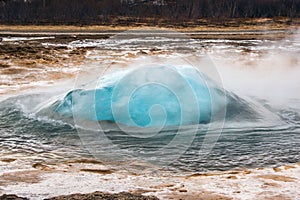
[55,65,226,127]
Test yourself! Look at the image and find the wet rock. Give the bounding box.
[137,50,147,55]
[32,163,53,171]
[178,189,188,193]
[0,63,10,68]
[45,191,159,200]
[0,194,28,200]
[0,158,16,163]
[1,68,28,75]
[226,175,238,180]
[0,170,43,185]
[80,168,114,175]
[256,175,295,182]
[273,167,282,172]
[284,165,296,170]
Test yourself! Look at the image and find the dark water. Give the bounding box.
[1,91,299,173]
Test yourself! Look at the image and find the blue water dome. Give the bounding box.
[55,65,226,127]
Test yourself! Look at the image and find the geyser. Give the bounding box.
[55,65,226,127]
